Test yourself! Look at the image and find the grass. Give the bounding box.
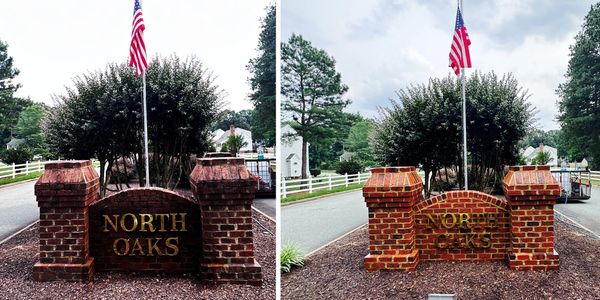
[0,171,43,186]
[282,182,365,204]
[280,243,306,273]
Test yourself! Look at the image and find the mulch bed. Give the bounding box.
[0,212,275,300]
[282,220,600,299]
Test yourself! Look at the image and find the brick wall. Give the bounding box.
[363,165,559,272]
[414,191,510,261]
[33,161,99,282]
[503,165,560,270]
[189,156,262,285]
[89,188,202,272]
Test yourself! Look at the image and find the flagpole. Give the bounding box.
[460,0,468,190]
[142,72,150,187]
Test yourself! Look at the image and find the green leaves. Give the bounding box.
[558,3,600,168]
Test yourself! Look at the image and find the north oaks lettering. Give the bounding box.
[102,213,187,256]
[426,213,498,249]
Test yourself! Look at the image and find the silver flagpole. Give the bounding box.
[142,72,150,186]
[460,0,468,190]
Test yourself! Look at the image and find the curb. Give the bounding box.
[252,206,276,223]
[0,178,39,190]
[554,209,600,239]
[282,188,363,207]
[0,220,39,246]
[306,223,367,257]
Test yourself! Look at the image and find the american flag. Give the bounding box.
[449,6,471,76]
[129,0,148,77]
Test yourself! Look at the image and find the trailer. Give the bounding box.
[551,169,592,202]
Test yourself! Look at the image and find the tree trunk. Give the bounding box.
[301,137,308,179]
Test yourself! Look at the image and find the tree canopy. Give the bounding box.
[281,34,351,178]
[557,3,600,169]
[247,5,276,146]
[373,72,532,194]
[45,55,224,194]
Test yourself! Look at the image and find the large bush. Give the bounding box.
[373,71,532,194]
[336,157,364,175]
[0,146,33,165]
[44,55,224,194]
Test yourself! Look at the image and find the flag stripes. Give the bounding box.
[129,0,148,77]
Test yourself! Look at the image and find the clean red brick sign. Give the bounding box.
[363,166,560,271]
[89,188,202,272]
[414,191,510,261]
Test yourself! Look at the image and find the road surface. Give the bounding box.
[555,186,600,237]
[253,197,276,220]
[0,180,38,241]
[281,190,367,254]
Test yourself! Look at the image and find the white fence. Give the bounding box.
[591,171,600,182]
[0,160,49,180]
[281,172,371,198]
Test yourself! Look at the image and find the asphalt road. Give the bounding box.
[555,186,600,237]
[0,180,38,241]
[254,197,276,220]
[281,189,368,254]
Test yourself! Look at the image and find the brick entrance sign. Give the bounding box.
[363,165,559,271]
[33,157,262,285]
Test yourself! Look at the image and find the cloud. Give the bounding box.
[282,0,595,130]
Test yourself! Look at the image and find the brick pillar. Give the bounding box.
[189,157,262,285]
[502,165,560,270]
[33,160,99,281]
[363,167,423,271]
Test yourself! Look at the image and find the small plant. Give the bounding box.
[280,243,306,273]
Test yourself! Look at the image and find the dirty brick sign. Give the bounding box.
[33,158,262,285]
[89,189,202,272]
[363,166,560,271]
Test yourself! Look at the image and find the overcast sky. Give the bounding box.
[1,0,271,111]
[282,0,596,130]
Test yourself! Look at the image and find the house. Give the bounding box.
[339,150,356,162]
[211,125,253,153]
[281,124,309,178]
[6,138,24,150]
[521,144,558,166]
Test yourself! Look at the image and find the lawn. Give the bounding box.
[282,182,365,204]
[0,171,43,186]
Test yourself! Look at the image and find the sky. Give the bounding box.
[282,0,596,130]
[0,0,272,111]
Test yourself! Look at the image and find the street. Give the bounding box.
[281,190,367,254]
[555,186,600,237]
[0,181,38,241]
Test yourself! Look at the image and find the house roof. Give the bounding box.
[6,138,24,148]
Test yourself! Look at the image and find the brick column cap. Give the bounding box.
[502,165,560,197]
[35,159,99,204]
[189,157,258,200]
[363,166,423,200]
[203,152,234,158]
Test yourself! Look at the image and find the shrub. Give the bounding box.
[309,168,321,177]
[336,157,363,175]
[0,146,33,165]
[280,243,306,273]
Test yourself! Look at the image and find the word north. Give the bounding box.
[102,213,188,233]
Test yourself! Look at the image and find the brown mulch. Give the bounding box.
[0,212,275,300]
[282,221,600,299]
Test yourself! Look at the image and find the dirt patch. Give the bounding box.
[282,221,600,299]
[0,212,275,300]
